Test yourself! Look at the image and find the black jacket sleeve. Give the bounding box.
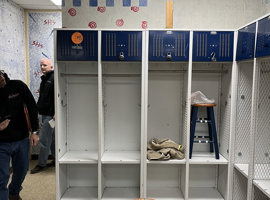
[21,81,39,132]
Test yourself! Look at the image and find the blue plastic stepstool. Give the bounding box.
[190,103,219,159]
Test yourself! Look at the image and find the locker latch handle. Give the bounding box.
[119,52,125,61]
[167,52,172,61]
[211,52,216,61]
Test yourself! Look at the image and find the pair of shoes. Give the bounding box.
[9,194,22,200]
[47,160,55,167]
[30,165,46,174]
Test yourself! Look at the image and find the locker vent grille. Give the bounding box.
[104,32,116,57]
[104,33,140,57]
[151,33,187,57]
[218,33,231,58]
[128,33,140,57]
[195,33,232,58]
[195,33,207,57]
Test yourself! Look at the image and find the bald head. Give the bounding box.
[40,58,53,75]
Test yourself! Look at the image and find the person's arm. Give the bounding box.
[21,81,40,146]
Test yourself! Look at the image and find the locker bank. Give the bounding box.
[1,1,270,200]
[54,14,270,200]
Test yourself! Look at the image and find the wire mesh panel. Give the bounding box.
[254,60,270,179]
[253,185,270,200]
[235,62,253,163]
[232,169,247,200]
[219,64,232,159]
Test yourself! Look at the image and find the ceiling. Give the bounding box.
[12,0,61,10]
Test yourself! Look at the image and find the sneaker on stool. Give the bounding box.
[9,194,22,200]
[30,165,46,174]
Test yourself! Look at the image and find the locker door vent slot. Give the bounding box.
[193,31,234,62]
[149,31,189,61]
[102,31,142,61]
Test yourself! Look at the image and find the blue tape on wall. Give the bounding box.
[102,31,142,61]
[90,0,98,6]
[123,0,131,7]
[193,31,234,62]
[256,15,270,58]
[149,31,189,61]
[73,0,81,7]
[57,30,98,61]
[106,0,114,7]
[62,0,65,7]
[139,0,147,6]
[236,23,256,61]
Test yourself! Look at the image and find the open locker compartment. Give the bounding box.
[55,62,99,199]
[147,163,185,200]
[100,164,140,200]
[254,185,270,200]
[59,164,98,200]
[100,30,144,199]
[146,62,188,200]
[252,58,270,199]
[232,60,253,199]
[189,62,232,199]
[101,62,142,163]
[145,30,189,199]
[100,62,142,199]
[232,168,248,200]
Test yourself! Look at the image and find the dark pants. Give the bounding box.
[0,137,30,200]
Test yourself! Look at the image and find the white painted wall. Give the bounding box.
[62,0,270,30]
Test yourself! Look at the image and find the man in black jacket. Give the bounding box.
[0,70,39,200]
[31,58,55,174]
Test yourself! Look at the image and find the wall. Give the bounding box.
[62,0,270,30]
[27,11,62,100]
[0,0,26,81]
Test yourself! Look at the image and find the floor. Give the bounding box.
[9,159,56,200]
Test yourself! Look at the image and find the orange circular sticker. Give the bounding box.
[71,32,83,45]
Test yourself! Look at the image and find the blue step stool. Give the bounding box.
[190,103,219,159]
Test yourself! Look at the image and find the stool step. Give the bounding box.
[194,140,214,143]
[194,136,210,138]
[195,118,213,123]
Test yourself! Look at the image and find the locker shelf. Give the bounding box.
[101,150,140,164]
[61,187,97,200]
[147,187,184,200]
[189,187,224,199]
[253,179,270,198]
[189,152,228,164]
[234,164,248,178]
[59,151,98,164]
[147,159,186,164]
[102,187,140,199]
